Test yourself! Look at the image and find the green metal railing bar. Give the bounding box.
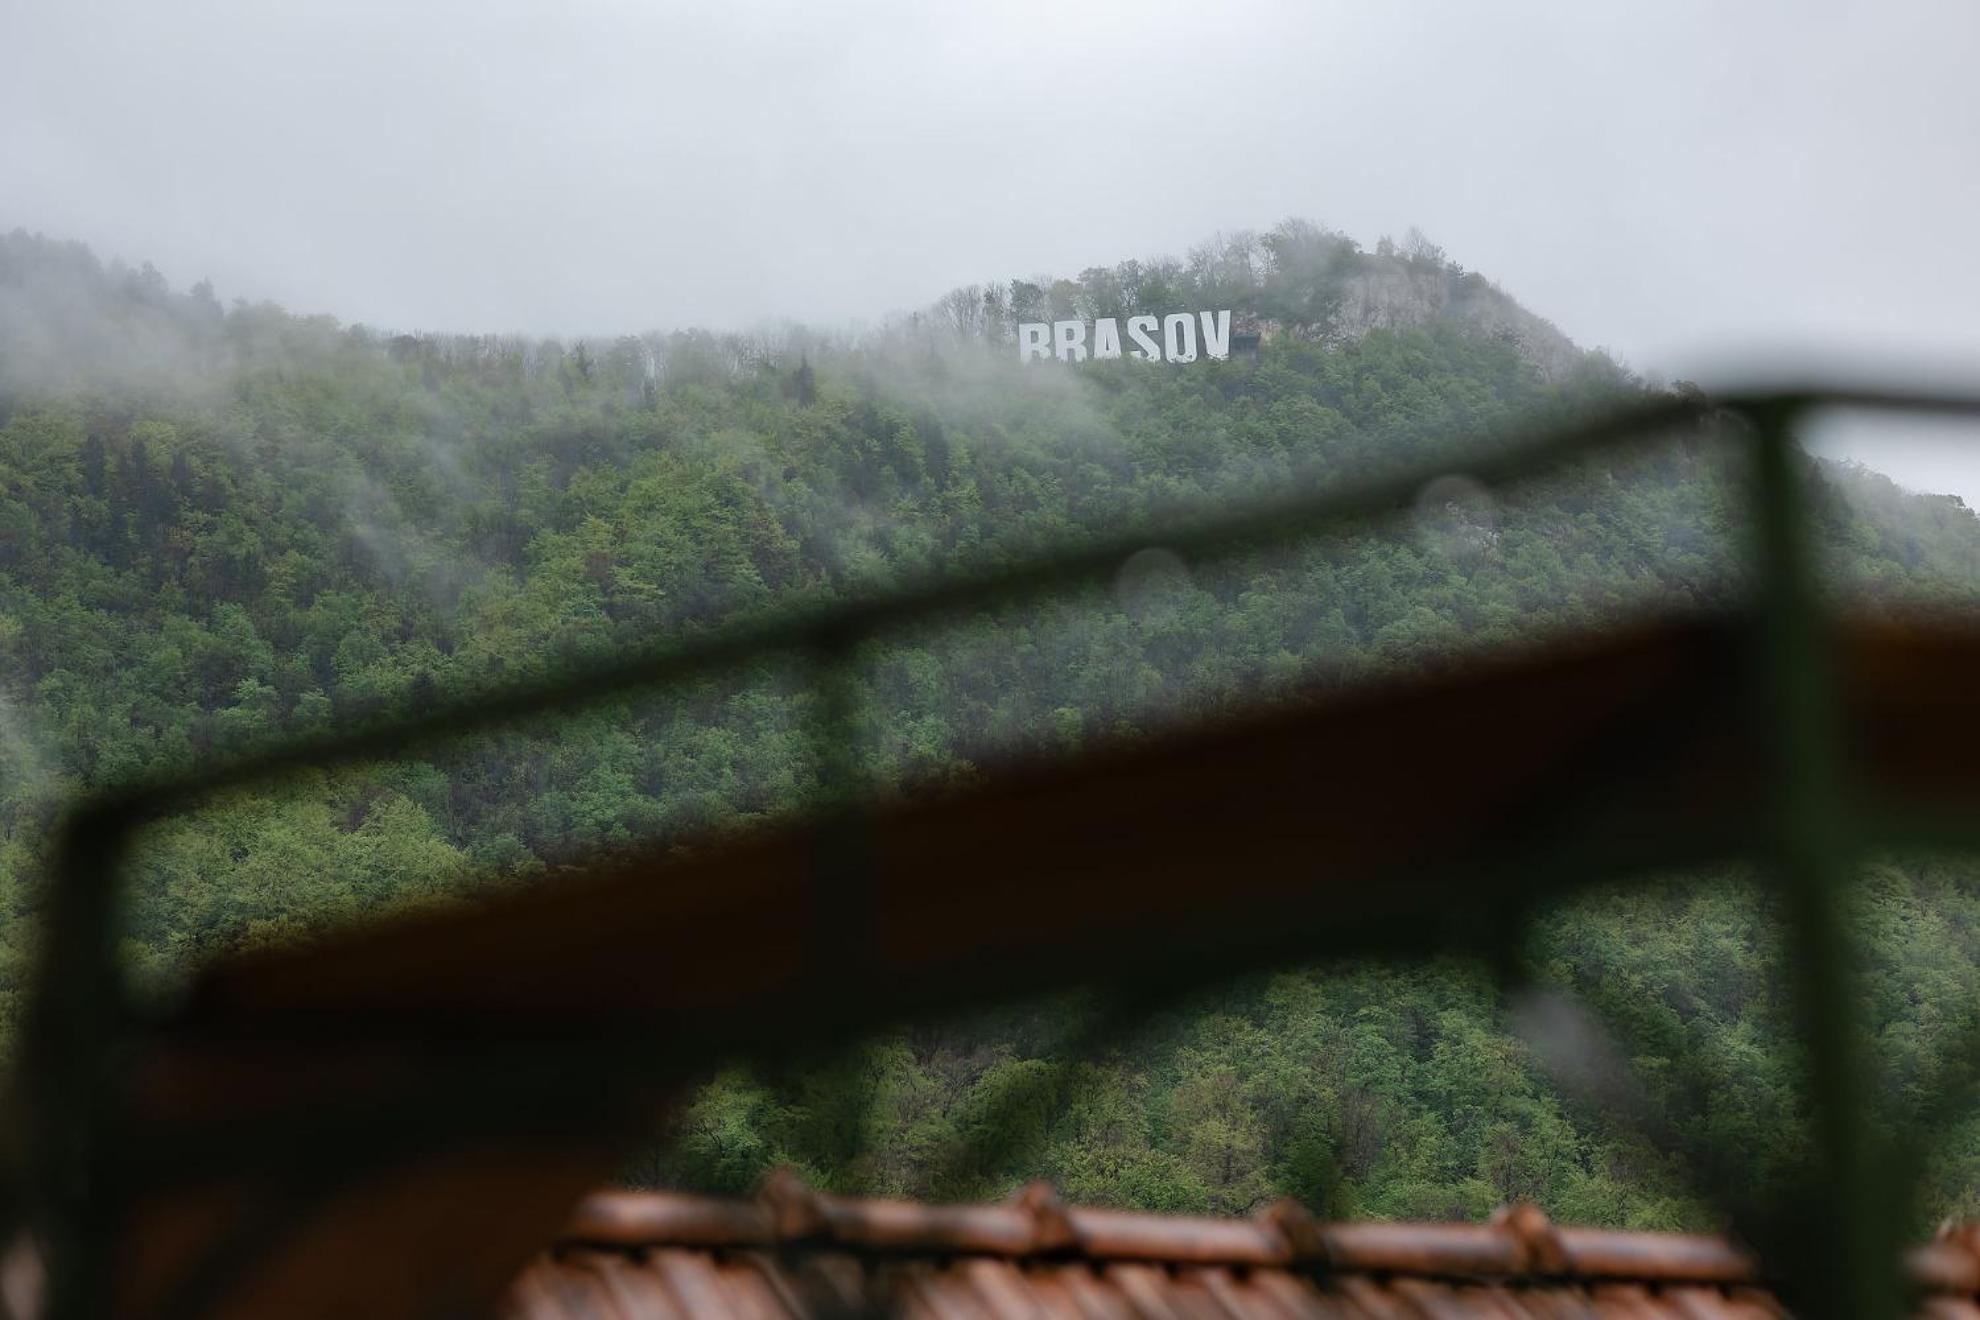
[19,381,1980,1319]
[1751,402,1885,1317]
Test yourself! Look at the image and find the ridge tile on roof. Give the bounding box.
[502,1177,1906,1318]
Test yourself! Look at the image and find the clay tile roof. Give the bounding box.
[496,1180,1980,1318]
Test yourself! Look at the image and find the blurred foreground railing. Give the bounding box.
[19,382,1980,1319]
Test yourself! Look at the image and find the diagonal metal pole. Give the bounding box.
[805,630,879,983]
[32,818,133,1320]
[1747,400,1896,1319]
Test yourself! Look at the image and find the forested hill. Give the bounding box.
[5,221,1980,1231]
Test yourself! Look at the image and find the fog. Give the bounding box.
[4,0,1978,491]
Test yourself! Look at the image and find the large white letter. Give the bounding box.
[1053,320,1088,362]
[1092,318,1122,360]
[1199,310,1231,360]
[1126,315,1161,361]
[1163,313,1198,363]
[1018,323,1051,362]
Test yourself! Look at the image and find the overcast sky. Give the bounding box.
[5,0,1978,491]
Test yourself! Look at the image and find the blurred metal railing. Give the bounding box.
[20,383,1980,1318]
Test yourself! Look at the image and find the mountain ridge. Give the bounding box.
[4,221,1980,1233]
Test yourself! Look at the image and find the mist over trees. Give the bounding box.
[5,220,1980,1229]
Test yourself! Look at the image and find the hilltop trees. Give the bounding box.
[3,225,1980,1227]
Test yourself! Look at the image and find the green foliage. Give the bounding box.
[6,223,1980,1225]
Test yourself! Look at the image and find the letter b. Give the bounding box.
[1017,323,1051,363]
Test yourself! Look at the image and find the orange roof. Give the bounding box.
[497,1177,1980,1318]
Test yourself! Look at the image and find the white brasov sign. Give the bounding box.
[1018,311,1232,364]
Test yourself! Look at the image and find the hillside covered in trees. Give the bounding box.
[5,221,1980,1233]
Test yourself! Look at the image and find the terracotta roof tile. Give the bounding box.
[1918,1300,1980,1320]
[506,1181,1967,1318]
[491,1179,1980,1318]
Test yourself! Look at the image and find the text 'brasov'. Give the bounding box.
[1018,312,1232,363]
